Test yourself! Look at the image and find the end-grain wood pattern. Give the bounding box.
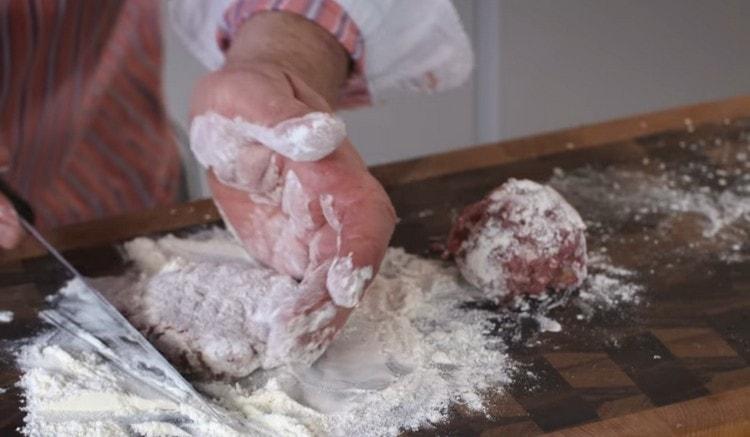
[1,96,749,435]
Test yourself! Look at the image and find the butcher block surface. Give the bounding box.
[2,96,750,436]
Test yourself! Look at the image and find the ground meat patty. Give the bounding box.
[446,179,588,298]
[103,232,322,380]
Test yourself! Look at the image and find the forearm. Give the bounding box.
[224,11,349,106]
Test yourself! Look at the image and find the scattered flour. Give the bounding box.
[550,167,750,254]
[17,337,312,437]
[16,166,670,436]
[535,315,562,333]
[572,251,643,321]
[0,310,13,323]
[15,130,750,436]
[289,249,511,435]
[579,253,641,307]
[130,422,191,437]
[17,235,519,437]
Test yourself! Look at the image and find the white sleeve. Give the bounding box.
[165,0,232,71]
[166,0,474,102]
[337,0,473,100]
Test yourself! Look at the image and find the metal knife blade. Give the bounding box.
[19,218,212,405]
[18,218,269,433]
[1,178,268,434]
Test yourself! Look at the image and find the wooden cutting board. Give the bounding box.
[1,96,749,436]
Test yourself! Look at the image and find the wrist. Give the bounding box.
[225,11,349,105]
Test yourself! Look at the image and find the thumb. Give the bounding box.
[189,74,345,193]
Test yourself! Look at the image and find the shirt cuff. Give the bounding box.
[218,0,370,107]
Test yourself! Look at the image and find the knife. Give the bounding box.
[0,177,267,433]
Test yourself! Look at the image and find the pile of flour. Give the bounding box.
[18,335,320,436]
[16,230,644,436]
[15,134,750,436]
[17,232,516,437]
[28,162,733,436]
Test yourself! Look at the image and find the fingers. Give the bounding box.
[207,170,310,279]
[190,113,283,192]
[293,146,397,308]
[258,112,346,162]
[0,193,23,250]
[265,260,349,368]
[323,177,396,308]
[263,163,396,365]
[190,68,346,190]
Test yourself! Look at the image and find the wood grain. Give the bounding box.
[1,96,750,435]
[548,386,750,436]
[0,199,220,263]
[370,95,750,187]
[2,96,749,263]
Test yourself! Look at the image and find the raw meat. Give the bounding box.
[446,179,588,298]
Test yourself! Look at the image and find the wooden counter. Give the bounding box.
[2,96,750,436]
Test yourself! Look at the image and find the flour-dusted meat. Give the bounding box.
[104,232,338,380]
[447,179,588,298]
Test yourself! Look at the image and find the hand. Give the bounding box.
[190,12,396,367]
[0,193,22,250]
[0,147,22,250]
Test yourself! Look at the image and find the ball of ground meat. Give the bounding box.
[446,179,588,298]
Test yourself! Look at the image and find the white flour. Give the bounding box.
[550,165,750,256]
[190,111,346,190]
[18,337,323,437]
[14,133,750,436]
[14,210,653,437]
[18,235,519,437]
[0,310,13,323]
[572,251,642,322]
[16,231,644,436]
[580,253,641,307]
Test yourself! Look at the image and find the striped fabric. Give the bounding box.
[218,0,370,107]
[0,0,180,228]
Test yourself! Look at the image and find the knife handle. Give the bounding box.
[0,177,35,224]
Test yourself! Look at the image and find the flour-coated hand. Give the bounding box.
[191,63,396,366]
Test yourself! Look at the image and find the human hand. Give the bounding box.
[0,147,23,250]
[190,13,396,367]
[0,192,22,250]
